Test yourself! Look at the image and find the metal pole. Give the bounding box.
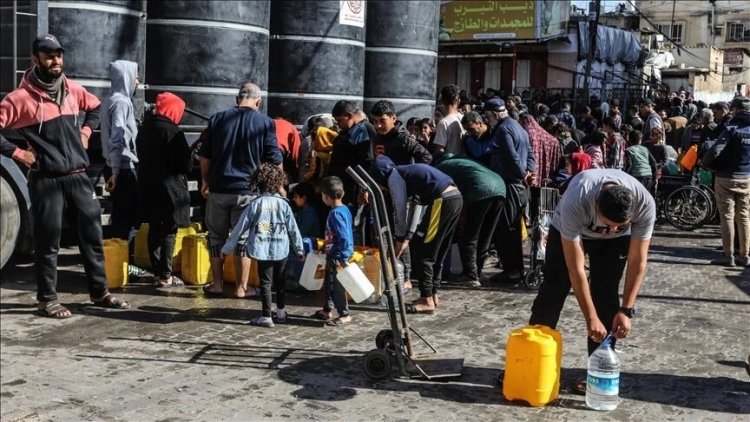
[582,0,601,105]
[13,0,18,87]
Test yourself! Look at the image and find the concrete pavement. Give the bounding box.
[1,223,748,421]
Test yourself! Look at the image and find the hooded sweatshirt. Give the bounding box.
[100,60,139,175]
[0,69,101,174]
[370,155,454,239]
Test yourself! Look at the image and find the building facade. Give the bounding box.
[637,0,750,101]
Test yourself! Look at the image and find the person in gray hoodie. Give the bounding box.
[100,60,140,243]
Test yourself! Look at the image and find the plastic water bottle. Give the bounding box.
[381,261,404,309]
[585,334,621,411]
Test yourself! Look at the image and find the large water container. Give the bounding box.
[364,1,439,122]
[503,325,562,407]
[146,1,270,125]
[268,1,365,124]
[48,0,146,109]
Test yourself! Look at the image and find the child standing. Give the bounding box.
[314,176,354,326]
[290,182,322,238]
[222,164,304,328]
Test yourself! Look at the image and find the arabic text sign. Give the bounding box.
[340,0,365,28]
[440,1,536,41]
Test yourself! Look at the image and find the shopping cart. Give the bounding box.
[345,165,464,381]
[524,185,560,289]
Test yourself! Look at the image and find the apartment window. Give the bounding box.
[726,23,750,42]
[656,23,683,44]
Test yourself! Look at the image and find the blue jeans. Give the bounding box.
[323,257,349,316]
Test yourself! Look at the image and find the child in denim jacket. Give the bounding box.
[223,164,304,327]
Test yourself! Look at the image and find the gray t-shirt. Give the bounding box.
[433,112,465,155]
[552,169,656,241]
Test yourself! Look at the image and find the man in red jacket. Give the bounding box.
[0,34,130,318]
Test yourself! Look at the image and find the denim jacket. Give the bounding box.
[222,193,304,261]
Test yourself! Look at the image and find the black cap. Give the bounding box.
[32,34,64,53]
[730,96,750,112]
[710,101,729,111]
[638,98,654,107]
[483,98,506,112]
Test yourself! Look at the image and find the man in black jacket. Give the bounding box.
[370,100,432,165]
[329,100,375,207]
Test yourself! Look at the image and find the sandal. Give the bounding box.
[311,309,332,321]
[405,303,435,315]
[91,293,130,309]
[236,285,260,299]
[573,380,587,395]
[157,276,185,288]
[37,301,73,319]
[325,316,352,326]
[202,283,224,298]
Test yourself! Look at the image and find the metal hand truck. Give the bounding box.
[524,185,560,289]
[346,165,464,380]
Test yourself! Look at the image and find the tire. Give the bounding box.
[697,184,718,224]
[375,329,394,350]
[0,175,21,268]
[362,348,392,380]
[524,264,544,290]
[664,186,711,231]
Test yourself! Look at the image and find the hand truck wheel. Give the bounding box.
[362,348,392,380]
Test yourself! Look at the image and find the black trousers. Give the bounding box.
[411,193,463,298]
[494,182,529,274]
[633,176,653,192]
[460,197,504,279]
[104,167,138,240]
[29,172,108,302]
[147,221,177,280]
[529,227,630,355]
[257,258,288,317]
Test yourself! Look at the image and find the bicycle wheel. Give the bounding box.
[697,184,717,224]
[664,186,711,231]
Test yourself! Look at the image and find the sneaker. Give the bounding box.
[711,255,736,267]
[737,256,750,267]
[248,315,274,328]
[273,308,288,323]
[463,279,482,288]
[128,265,149,277]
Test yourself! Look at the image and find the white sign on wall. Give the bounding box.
[340,1,365,28]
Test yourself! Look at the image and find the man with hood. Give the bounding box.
[0,34,130,318]
[369,155,463,314]
[100,60,140,244]
[135,92,191,286]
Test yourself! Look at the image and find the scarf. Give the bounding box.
[29,66,64,105]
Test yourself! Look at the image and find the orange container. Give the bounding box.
[222,254,259,288]
[503,325,562,407]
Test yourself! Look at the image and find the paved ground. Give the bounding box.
[1,223,748,421]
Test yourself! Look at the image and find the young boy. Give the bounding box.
[290,182,322,238]
[314,176,354,326]
[222,164,304,328]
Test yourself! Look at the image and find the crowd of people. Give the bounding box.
[1,36,748,374]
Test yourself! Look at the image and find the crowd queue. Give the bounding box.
[1,36,749,369]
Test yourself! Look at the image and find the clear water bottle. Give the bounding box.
[585,334,621,411]
[381,260,404,309]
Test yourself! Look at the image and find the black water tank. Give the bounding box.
[48,0,146,108]
[146,1,270,125]
[365,1,439,121]
[268,1,365,124]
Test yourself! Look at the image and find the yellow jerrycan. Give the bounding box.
[103,238,129,289]
[180,233,212,285]
[503,325,562,407]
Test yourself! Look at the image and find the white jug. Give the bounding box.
[299,252,326,291]
[336,262,375,303]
